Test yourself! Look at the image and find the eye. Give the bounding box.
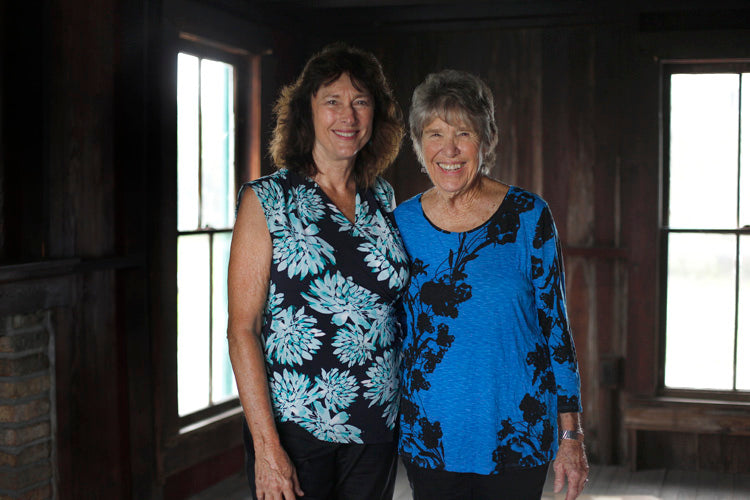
[325,99,337,105]
[355,98,371,107]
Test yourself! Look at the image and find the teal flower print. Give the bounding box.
[313,368,359,413]
[290,185,326,225]
[371,178,396,213]
[365,303,398,348]
[360,241,410,289]
[300,401,364,444]
[264,282,284,318]
[302,271,379,328]
[363,348,399,407]
[273,213,336,279]
[332,322,376,367]
[266,306,325,366]
[253,174,288,232]
[269,369,317,422]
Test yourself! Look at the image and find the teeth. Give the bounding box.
[437,163,462,171]
[335,131,356,137]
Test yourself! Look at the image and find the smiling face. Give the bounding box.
[421,116,483,199]
[310,73,374,170]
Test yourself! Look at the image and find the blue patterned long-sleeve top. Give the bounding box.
[239,169,410,444]
[394,186,582,474]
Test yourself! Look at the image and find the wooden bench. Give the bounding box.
[624,397,750,471]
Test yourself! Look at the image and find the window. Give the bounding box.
[177,52,238,416]
[662,63,750,392]
[173,38,261,425]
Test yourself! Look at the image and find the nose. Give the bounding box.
[444,136,459,156]
[340,103,356,124]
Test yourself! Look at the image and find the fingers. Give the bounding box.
[281,483,299,500]
[565,472,585,500]
[553,443,589,500]
[292,469,304,496]
[254,456,301,500]
[553,461,565,493]
[564,464,589,500]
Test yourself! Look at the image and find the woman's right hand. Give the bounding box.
[228,189,303,500]
[254,444,304,500]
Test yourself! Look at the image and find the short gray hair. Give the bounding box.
[409,70,498,174]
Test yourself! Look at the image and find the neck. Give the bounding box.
[311,150,356,190]
[432,175,486,212]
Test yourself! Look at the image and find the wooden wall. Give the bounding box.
[319,4,750,467]
[340,22,634,465]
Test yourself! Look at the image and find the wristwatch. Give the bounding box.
[560,429,583,441]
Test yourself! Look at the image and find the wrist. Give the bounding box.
[560,429,584,442]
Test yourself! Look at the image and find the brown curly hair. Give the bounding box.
[269,43,404,188]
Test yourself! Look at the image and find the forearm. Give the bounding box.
[228,325,281,453]
[558,412,585,443]
[558,412,583,433]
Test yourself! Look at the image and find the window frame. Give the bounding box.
[156,32,262,469]
[174,41,241,429]
[658,59,750,400]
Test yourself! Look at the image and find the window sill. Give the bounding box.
[163,406,244,476]
[179,405,244,435]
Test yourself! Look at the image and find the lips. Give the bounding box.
[437,162,464,172]
[333,130,357,138]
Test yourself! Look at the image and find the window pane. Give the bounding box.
[741,74,750,228]
[669,74,739,229]
[738,235,750,390]
[665,233,736,390]
[178,234,211,415]
[201,59,235,230]
[212,232,237,402]
[177,53,200,232]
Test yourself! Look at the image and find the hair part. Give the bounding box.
[269,43,404,187]
[409,69,498,174]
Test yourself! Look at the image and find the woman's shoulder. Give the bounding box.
[371,176,397,212]
[245,168,290,190]
[393,193,423,224]
[238,169,292,211]
[502,185,550,216]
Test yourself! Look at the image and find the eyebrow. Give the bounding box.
[318,91,371,99]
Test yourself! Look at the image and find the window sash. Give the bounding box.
[174,42,257,426]
[661,62,750,395]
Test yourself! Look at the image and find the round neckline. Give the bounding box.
[418,185,515,234]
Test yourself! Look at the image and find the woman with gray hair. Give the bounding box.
[394,69,589,499]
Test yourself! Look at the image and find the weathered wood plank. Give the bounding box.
[624,405,750,436]
[624,468,666,495]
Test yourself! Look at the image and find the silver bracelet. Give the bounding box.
[561,429,583,441]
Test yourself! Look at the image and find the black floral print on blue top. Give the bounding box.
[394,186,581,474]
[240,169,409,444]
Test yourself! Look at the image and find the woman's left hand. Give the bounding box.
[553,438,589,500]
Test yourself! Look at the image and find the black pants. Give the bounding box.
[243,421,397,500]
[404,461,549,500]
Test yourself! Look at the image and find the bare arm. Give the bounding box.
[227,189,303,500]
[553,412,589,500]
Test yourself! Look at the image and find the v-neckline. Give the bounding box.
[304,172,361,225]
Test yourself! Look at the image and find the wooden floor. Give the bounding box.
[189,463,750,499]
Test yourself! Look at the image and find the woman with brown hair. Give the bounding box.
[227,43,409,500]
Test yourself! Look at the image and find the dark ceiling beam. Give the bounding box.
[220,0,750,36]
